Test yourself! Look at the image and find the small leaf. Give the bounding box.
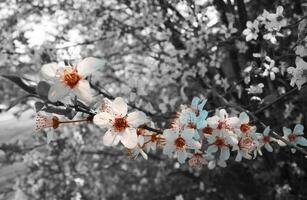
[1,75,36,94]
[36,81,50,98]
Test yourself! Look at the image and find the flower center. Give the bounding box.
[202,126,213,135]
[187,122,196,129]
[137,128,145,136]
[113,117,128,132]
[217,120,228,130]
[151,134,158,142]
[214,137,226,147]
[63,68,81,88]
[239,137,253,150]
[288,133,297,142]
[240,123,250,133]
[175,137,186,149]
[263,135,270,144]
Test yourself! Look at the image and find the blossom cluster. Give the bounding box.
[35,57,307,169]
[243,6,287,44]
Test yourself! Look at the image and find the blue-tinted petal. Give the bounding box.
[294,124,304,135]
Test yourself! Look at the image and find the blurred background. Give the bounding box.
[0,0,307,199]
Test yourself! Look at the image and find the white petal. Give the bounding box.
[182,128,194,141]
[103,129,121,146]
[177,150,187,163]
[283,127,291,136]
[235,152,242,162]
[121,128,138,149]
[48,81,70,102]
[72,80,92,104]
[77,57,105,77]
[127,111,148,127]
[219,109,228,119]
[207,145,218,154]
[112,97,128,116]
[163,144,175,157]
[239,112,249,124]
[263,126,270,135]
[163,129,178,142]
[297,137,307,146]
[206,116,219,128]
[93,112,112,127]
[228,117,240,127]
[220,147,230,161]
[294,124,304,135]
[265,144,273,152]
[138,135,145,145]
[40,62,60,80]
[208,160,216,170]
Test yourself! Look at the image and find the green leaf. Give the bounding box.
[1,75,37,94]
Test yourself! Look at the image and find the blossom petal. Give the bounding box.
[77,57,105,77]
[220,147,230,161]
[93,112,112,127]
[264,143,273,152]
[196,110,208,129]
[206,116,219,128]
[239,112,249,124]
[207,145,218,154]
[163,129,178,142]
[127,111,148,127]
[163,144,175,157]
[40,62,60,80]
[263,126,270,136]
[72,80,92,104]
[182,128,194,141]
[283,127,291,136]
[121,128,138,149]
[294,124,304,135]
[297,137,307,146]
[48,81,70,102]
[177,150,187,163]
[208,160,216,170]
[103,129,121,146]
[235,152,242,162]
[112,97,128,116]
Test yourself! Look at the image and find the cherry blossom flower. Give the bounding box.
[262,56,279,80]
[93,97,148,149]
[179,97,208,139]
[266,6,287,31]
[163,127,201,163]
[206,131,238,161]
[287,57,307,90]
[129,134,148,160]
[188,151,210,169]
[281,124,307,153]
[236,112,256,135]
[295,45,307,57]
[263,31,284,44]
[257,126,275,153]
[232,134,256,161]
[206,109,239,133]
[40,57,104,104]
[243,20,259,41]
[246,83,264,94]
